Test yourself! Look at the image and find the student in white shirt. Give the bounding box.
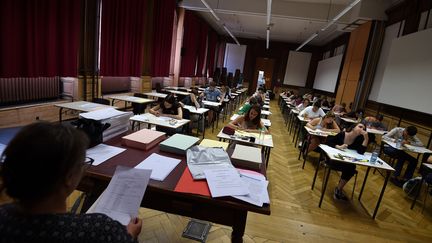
[296,98,310,111]
[299,101,326,119]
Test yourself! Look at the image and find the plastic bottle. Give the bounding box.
[370,149,379,164]
[259,130,264,144]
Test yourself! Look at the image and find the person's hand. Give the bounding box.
[336,144,348,150]
[360,129,368,136]
[154,111,160,117]
[402,140,410,145]
[127,217,142,239]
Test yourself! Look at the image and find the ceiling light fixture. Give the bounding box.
[266,0,272,49]
[201,0,240,45]
[296,0,362,51]
[223,24,240,45]
[200,0,220,21]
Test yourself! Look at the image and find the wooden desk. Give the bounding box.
[143,92,167,99]
[79,136,271,243]
[183,105,209,138]
[316,144,394,219]
[130,113,190,131]
[217,129,274,167]
[106,95,155,109]
[55,101,114,122]
[299,126,337,169]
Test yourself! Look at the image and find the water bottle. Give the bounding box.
[370,149,379,164]
[259,130,264,144]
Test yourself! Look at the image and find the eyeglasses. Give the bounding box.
[83,157,94,167]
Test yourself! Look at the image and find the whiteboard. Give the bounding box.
[369,23,400,101]
[283,51,312,86]
[377,28,432,114]
[223,43,247,74]
[312,54,343,93]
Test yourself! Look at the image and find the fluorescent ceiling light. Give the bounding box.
[266,0,272,49]
[297,0,361,51]
[201,0,220,21]
[223,24,240,45]
[296,32,318,51]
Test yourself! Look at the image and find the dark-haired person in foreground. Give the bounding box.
[326,123,368,201]
[0,122,141,242]
[382,126,424,186]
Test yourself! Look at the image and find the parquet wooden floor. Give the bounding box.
[2,96,432,242]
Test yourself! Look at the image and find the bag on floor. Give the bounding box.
[403,177,422,198]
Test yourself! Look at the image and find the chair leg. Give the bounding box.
[352,172,358,199]
[421,184,430,213]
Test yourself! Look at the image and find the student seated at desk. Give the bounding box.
[238,97,258,115]
[150,93,182,120]
[331,102,347,115]
[201,81,222,124]
[227,105,269,134]
[0,122,141,242]
[306,111,340,152]
[326,123,369,201]
[363,114,386,130]
[179,87,202,109]
[299,101,326,119]
[382,126,424,186]
[296,98,310,111]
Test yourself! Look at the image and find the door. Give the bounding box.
[252,58,275,92]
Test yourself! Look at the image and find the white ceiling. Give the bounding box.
[180,0,395,47]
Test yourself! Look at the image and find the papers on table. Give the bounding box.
[80,107,127,120]
[156,116,172,122]
[86,144,126,166]
[403,144,432,153]
[88,166,151,225]
[233,170,270,207]
[0,143,6,156]
[204,168,249,198]
[187,146,234,180]
[135,153,181,181]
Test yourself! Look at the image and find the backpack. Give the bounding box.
[403,177,422,198]
[72,118,111,148]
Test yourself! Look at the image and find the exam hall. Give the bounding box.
[1,0,432,242]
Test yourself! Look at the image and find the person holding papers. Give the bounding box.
[306,111,340,152]
[150,93,183,120]
[326,123,369,201]
[382,126,424,186]
[299,101,326,119]
[0,122,141,242]
[227,105,269,134]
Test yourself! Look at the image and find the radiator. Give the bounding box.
[0,77,60,105]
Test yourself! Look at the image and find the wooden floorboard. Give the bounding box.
[1,96,432,242]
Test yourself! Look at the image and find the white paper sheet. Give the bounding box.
[204,168,249,197]
[86,144,126,166]
[135,153,181,181]
[80,108,127,120]
[89,166,152,225]
[233,175,269,207]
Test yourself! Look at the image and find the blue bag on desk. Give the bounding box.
[72,118,111,148]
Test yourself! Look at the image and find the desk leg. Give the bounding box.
[373,170,390,219]
[358,167,371,201]
[312,152,323,190]
[231,211,247,243]
[265,148,271,167]
[59,107,64,122]
[411,176,425,210]
[319,166,331,208]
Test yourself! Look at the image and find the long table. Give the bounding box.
[79,135,271,242]
[55,101,115,122]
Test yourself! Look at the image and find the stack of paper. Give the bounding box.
[122,129,166,150]
[86,166,152,225]
[230,144,263,170]
[203,168,249,197]
[233,169,270,207]
[135,153,181,181]
[86,144,126,166]
[80,108,133,141]
[199,139,229,150]
[159,134,199,155]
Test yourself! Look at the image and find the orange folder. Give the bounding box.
[174,167,211,197]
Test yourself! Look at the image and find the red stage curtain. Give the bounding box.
[207,29,219,77]
[0,0,80,77]
[180,11,201,77]
[151,0,176,77]
[196,22,209,77]
[100,0,147,76]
